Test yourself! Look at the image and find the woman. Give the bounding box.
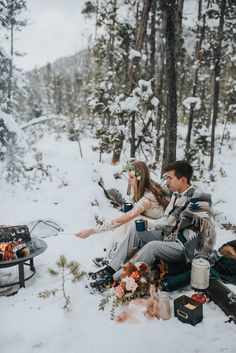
[75,161,169,258]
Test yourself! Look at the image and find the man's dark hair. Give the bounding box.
[164,160,193,183]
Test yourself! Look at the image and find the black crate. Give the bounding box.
[174,295,203,326]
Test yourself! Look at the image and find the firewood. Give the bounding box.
[98,178,125,209]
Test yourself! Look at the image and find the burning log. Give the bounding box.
[0,241,30,261]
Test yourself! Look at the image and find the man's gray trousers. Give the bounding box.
[109,229,185,281]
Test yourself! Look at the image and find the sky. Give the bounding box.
[13,0,198,72]
[15,0,94,71]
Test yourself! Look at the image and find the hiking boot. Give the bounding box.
[88,265,115,280]
[92,257,109,268]
[90,274,113,292]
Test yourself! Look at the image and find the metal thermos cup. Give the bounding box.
[135,219,147,232]
[123,202,133,213]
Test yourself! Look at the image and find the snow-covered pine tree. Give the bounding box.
[82,0,136,162]
[0,0,27,114]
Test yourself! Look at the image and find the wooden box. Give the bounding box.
[174,295,203,326]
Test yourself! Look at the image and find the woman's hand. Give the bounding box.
[75,228,95,239]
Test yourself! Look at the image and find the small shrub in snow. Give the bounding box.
[39,255,86,312]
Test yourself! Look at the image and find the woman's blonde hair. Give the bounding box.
[129,161,168,208]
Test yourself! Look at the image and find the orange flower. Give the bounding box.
[122,262,137,275]
[130,271,140,280]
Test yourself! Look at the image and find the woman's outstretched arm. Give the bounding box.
[75,196,153,239]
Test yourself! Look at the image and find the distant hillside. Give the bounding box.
[17,47,94,121]
[26,48,92,79]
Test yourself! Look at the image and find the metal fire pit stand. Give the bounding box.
[0,238,47,289]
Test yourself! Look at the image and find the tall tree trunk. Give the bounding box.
[175,0,184,101]
[150,0,163,163]
[155,37,165,162]
[130,113,136,159]
[94,0,99,41]
[108,0,117,70]
[209,0,226,171]
[161,0,178,173]
[175,0,184,61]
[150,0,157,78]
[186,0,209,151]
[7,1,14,113]
[127,0,153,92]
[128,0,153,158]
[207,72,215,127]
[112,129,125,165]
[106,0,117,128]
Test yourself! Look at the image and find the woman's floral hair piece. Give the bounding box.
[124,163,142,181]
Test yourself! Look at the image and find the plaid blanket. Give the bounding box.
[165,189,216,262]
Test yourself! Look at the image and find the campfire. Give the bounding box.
[0,225,31,262]
[0,241,30,261]
[0,225,47,290]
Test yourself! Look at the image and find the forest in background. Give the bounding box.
[0,0,236,185]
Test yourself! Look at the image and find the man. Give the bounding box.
[89,160,216,290]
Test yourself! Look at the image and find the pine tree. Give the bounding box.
[0,0,27,113]
[160,0,178,173]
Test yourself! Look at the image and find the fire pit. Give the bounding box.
[0,238,47,289]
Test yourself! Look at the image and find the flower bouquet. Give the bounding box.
[114,262,154,300]
[99,261,155,319]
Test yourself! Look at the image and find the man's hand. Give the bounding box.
[75,228,95,239]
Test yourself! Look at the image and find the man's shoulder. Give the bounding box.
[191,186,212,200]
[188,187,213,211]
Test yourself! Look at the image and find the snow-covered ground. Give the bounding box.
[1,127,236,353]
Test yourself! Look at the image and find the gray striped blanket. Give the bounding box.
[165,189,216,262]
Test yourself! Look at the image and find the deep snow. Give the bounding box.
[0,127,236,353]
